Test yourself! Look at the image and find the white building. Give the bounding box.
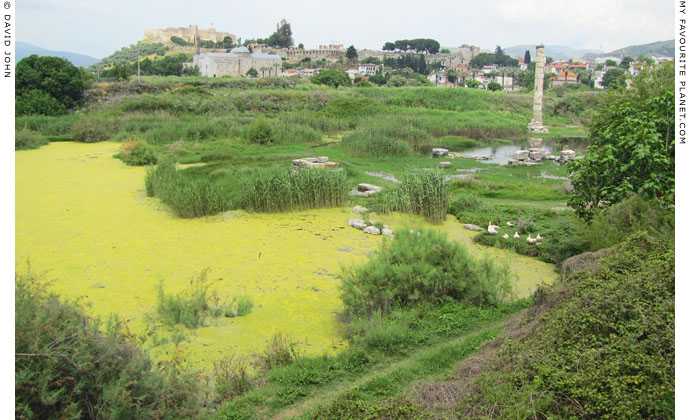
[191,47,282,78]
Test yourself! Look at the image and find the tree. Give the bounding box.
[16,55,88,115]
[440,48,451,54]
[466,79,480,88]
[346,45,358,61]
[310,69,352,88]
[246,67,258,78]
[447,69,458,84]
[266,19,293,48]
[382,42,396,51]
[601,68,626,89]
[487,81,502,91]
[567,62,674,218]
[524,50,531,64]
[298,43,304,49]
[619,56,634,70]
[605,59,618,67]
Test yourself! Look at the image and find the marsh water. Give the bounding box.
[463,137,591,164]
[16,142,558,371]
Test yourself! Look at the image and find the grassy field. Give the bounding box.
[16,76,616,419]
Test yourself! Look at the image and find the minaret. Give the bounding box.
[195,25,200,56]
[528,45,549,133]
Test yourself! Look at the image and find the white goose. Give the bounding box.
[507,221,516,227]
[488,222,499,235]
[513,231,520,239]
[527,234,538,245]
[503,233,510,239]
[536,233,543,242]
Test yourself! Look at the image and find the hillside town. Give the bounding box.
[88,23,674,92]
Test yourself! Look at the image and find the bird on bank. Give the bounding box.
[536,233,543,242]
[488,222,499,235]
[527,234,538,245]
[503,233,510,239]
[513,231,520,239]
[507,221,516,227]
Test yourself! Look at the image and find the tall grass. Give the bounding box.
[145,157,231,218]
[15,127,49,150]
[156,270,216,329]
[373,169,448,224]
[341,132,413,157]
[240,167,348,212]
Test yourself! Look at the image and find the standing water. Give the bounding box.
[16,142,557,371]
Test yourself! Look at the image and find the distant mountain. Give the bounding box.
[17,42,100,67]
[586,40,674,58]
[504,45,603,61]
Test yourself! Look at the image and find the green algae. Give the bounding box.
[15,142,557,372]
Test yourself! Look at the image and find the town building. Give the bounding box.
[191,47,282,78]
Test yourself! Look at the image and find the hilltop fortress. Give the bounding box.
[144,25,236,44]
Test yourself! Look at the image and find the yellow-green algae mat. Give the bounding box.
[15,142,557,371]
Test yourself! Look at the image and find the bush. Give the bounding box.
[460,233,675,419]
[223,295,254,317]
[15,271,201,420]
[258,332,301,371]
[245,117,275,144]
[214,354,252,399]
[156,270,219,328]
[15,127,49,150]
[71,115,116,142]
[15,89,67,116]
[116,137,157,166]
[339,229,512,317]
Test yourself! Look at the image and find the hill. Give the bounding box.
[504,44,602,60]
[17,42,100,67]
[591,39,674,58]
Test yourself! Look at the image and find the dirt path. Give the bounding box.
[271,319,509,420]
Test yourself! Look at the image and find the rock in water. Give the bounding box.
[353,205,369,214]
[357,183,382,193]
[463,224,483,231]
[363,226,381,235]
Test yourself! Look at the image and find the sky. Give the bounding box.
[19,0,675,59]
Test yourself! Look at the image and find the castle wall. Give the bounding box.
[144,25,236,44]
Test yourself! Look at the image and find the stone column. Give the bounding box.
[528,45,549,133]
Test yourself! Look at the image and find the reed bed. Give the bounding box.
[145,157,230,218]
[240,167,348,212]
[372,169,448,224]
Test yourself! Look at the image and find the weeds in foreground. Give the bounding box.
[258,332,302,371]
[214,353,253,400]
[156,269,217,329]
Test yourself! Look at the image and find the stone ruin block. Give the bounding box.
[439,161,452,168]
[432,148,449,157]
[357,183,383,193]
[514,150,529,161]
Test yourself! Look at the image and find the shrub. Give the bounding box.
[339,229,512,317]
[15,271,201,420]
[15,89,67,116]
[459,233,675,419]
[223,295,254,317]
[258,332,301,371]
[214,354,252,399]
[319,97,382,118]
[116,137,157,166]
[245,117,275,144]
[156,270,218,329]
[71,115,116,142]
[15,127,49,150]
